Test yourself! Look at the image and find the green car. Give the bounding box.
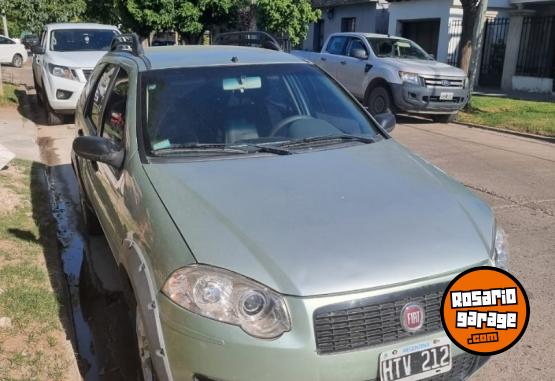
[72,34,507,381]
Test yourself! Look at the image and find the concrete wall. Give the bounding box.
[303,3,380,51]
[512,76,553,93]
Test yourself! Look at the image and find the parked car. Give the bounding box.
[72,33,505,381]
[293,33,469,123]
[152,39,176,46]
[31,23,120,125]
[0,35,28,68]
[21,34,40,50]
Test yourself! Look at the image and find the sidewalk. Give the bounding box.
[0,105,40,161]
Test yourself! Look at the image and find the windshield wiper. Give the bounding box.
[152,143,247,155]
[279,134,375,147]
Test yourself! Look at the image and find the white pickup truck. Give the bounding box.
[293,33,469,123]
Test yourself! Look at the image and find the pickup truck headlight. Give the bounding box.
[399,71,422,86]
[48,63,78,81]
[493,226,509,270]
[162,265,291,339]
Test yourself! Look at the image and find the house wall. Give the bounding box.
[303,3,380,51]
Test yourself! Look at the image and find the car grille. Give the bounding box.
[82,70,92,81]
[423,96,465,103]
[313,284,446,355]
[422,76,465,88]
[367,353,481,381]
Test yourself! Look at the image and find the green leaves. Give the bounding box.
[256,0,320,46]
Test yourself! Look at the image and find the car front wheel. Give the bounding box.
[12,54,23,68]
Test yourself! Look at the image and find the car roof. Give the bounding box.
[140,45,306,70]
[45,23,119,31]
[332,32,405,40]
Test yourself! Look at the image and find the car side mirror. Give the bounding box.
[374,112,396,133]
[73,136,124,168]
[31,45,45,54]
[351,48,368,60]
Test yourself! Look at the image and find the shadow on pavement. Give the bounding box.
[14,88,74,126]
[30,161,140,381]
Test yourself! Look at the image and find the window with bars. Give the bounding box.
[341,17,356,33]
[516,16,555,78]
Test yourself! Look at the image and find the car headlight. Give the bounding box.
[399,71,422,86]
[162,265,291,339]
[493,226,509,270]
[48,63,78,81]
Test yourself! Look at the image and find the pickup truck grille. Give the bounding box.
[313,284,446,354]
[422,76,465,88]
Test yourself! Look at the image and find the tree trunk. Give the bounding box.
[457,4,478,74]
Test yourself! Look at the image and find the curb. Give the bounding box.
[453,121,555,144]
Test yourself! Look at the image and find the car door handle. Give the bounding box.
[321,57,327,61]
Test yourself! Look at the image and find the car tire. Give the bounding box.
[366,85,394,116]
[79,185,102,236]
[12,54,23,68]
[47,105,64,125]
[432,114,457,123]
[33,76,43,106]
[134,305,158,381]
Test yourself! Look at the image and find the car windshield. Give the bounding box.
[367,38,431,60]
[141,63,381,156]
[50,29,118,52]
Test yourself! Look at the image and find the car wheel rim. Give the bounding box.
[136,309,155,381]
[373,96,386,114]
[14,56,22,67]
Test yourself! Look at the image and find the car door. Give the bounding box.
[0,36,15,63]
[336,38,371,99]
[320,35,349,78]
[80,64,125,251]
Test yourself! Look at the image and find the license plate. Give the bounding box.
[439,92,454,100]
[379,338,452,381]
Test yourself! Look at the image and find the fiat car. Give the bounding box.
[71,34,506,381]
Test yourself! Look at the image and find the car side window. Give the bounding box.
[87,64,118,133]
[0,37,13,44]
[101,69,129,151]
[348,39,367,57]
[326,36,349,55]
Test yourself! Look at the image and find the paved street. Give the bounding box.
[392,119,555,380]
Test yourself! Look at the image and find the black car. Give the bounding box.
[21,34,39,50]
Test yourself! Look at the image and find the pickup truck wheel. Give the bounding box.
[432,114,457,123]
[47,106,64,125]
[12,54,23,68]
[366,86,393,116]
[33,77,43,106]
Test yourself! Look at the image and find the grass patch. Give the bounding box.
[459,95,555,136]
[0,83,18,106]
[0,159,70,380]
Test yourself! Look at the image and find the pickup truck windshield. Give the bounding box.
[141,63,381,155]
[50,29,118,52]
[367,38,431,60]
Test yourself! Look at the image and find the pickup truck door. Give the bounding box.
[32,30,47,86]
[320,35,350,78]
[335,38,372,100]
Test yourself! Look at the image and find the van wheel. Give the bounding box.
[135,306,158,381]
[366,85,393,116]
[432,114,457,123]
[12,54,23,68]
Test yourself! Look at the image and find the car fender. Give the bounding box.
[122,233,174,381]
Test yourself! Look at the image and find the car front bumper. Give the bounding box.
[158,275,489,381]
[391,83,469,115]
[43,72,86,113]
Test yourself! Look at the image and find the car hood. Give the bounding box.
[144,140,494,297]
[47,50,107,69]
[381,57,466,77]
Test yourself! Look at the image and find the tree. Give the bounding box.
[457,0,488,75]
[0,0,86,36]
[255,0,320,46]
